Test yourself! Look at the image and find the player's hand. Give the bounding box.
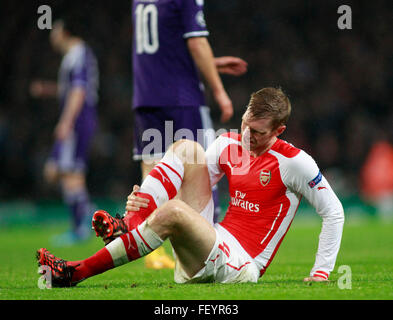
[30,80,44,97]
[29,79,57,98]
[303,276,329,282]
[214,90,233,123]
[125,185,150,213]
[215,56,248,76]
[43,161,58,184]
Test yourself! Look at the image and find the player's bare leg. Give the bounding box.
[143,139,214,274]
[146,199,216,277]
[147,138,212,218]
[140,139,213,269]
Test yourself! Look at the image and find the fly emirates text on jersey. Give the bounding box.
[231,190,260,213]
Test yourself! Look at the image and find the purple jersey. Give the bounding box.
[58,42,98,127]
[132,0,209,108]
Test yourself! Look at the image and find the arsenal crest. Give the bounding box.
[259,169,271,186]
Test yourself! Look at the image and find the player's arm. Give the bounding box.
[285,152,345,282]
[205,133,242,187]
[55,87,86,141]
[187,37,233,123]
[30,80,58,98]
[214,56,248,76]
[181,0,233,122]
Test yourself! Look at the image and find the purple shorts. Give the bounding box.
[133,106,215,161]
[49,120,96,173]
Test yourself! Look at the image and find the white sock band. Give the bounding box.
[106,221,164,267]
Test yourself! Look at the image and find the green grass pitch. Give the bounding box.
[0,217,392,300]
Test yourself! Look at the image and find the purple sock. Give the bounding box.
[63,188,92,234]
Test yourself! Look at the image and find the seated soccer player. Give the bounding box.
[37,87,344,286]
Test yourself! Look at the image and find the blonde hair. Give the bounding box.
[246,87,291,129]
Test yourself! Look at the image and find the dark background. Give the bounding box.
[0,0,391,203]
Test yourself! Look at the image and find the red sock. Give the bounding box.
[123,154,184,230]
[68,247,114,283]
[69,220,163,284]
[123,192,157,230]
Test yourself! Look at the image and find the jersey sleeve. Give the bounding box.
[69,47,88,89]
[283,151,345,279]
[180,0,209,39]
[205,135,226,187]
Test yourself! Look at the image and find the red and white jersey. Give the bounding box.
[205,132,344,278]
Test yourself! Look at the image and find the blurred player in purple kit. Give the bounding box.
[30,18,98,246]
[131,0,248,268]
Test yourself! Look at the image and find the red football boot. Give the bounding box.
[36,248,79,287]
[92,192,157,245]
[91,210,128,245]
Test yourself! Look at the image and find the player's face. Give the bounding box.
[50,22,66,52]
[241,111,285,155]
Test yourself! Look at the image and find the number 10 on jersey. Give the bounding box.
[135,3,159,54]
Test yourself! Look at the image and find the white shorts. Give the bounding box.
[174,198,260,284]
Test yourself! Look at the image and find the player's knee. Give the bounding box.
[171,139,205,165]
[151,199,187,232]
[161,199,186,220]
